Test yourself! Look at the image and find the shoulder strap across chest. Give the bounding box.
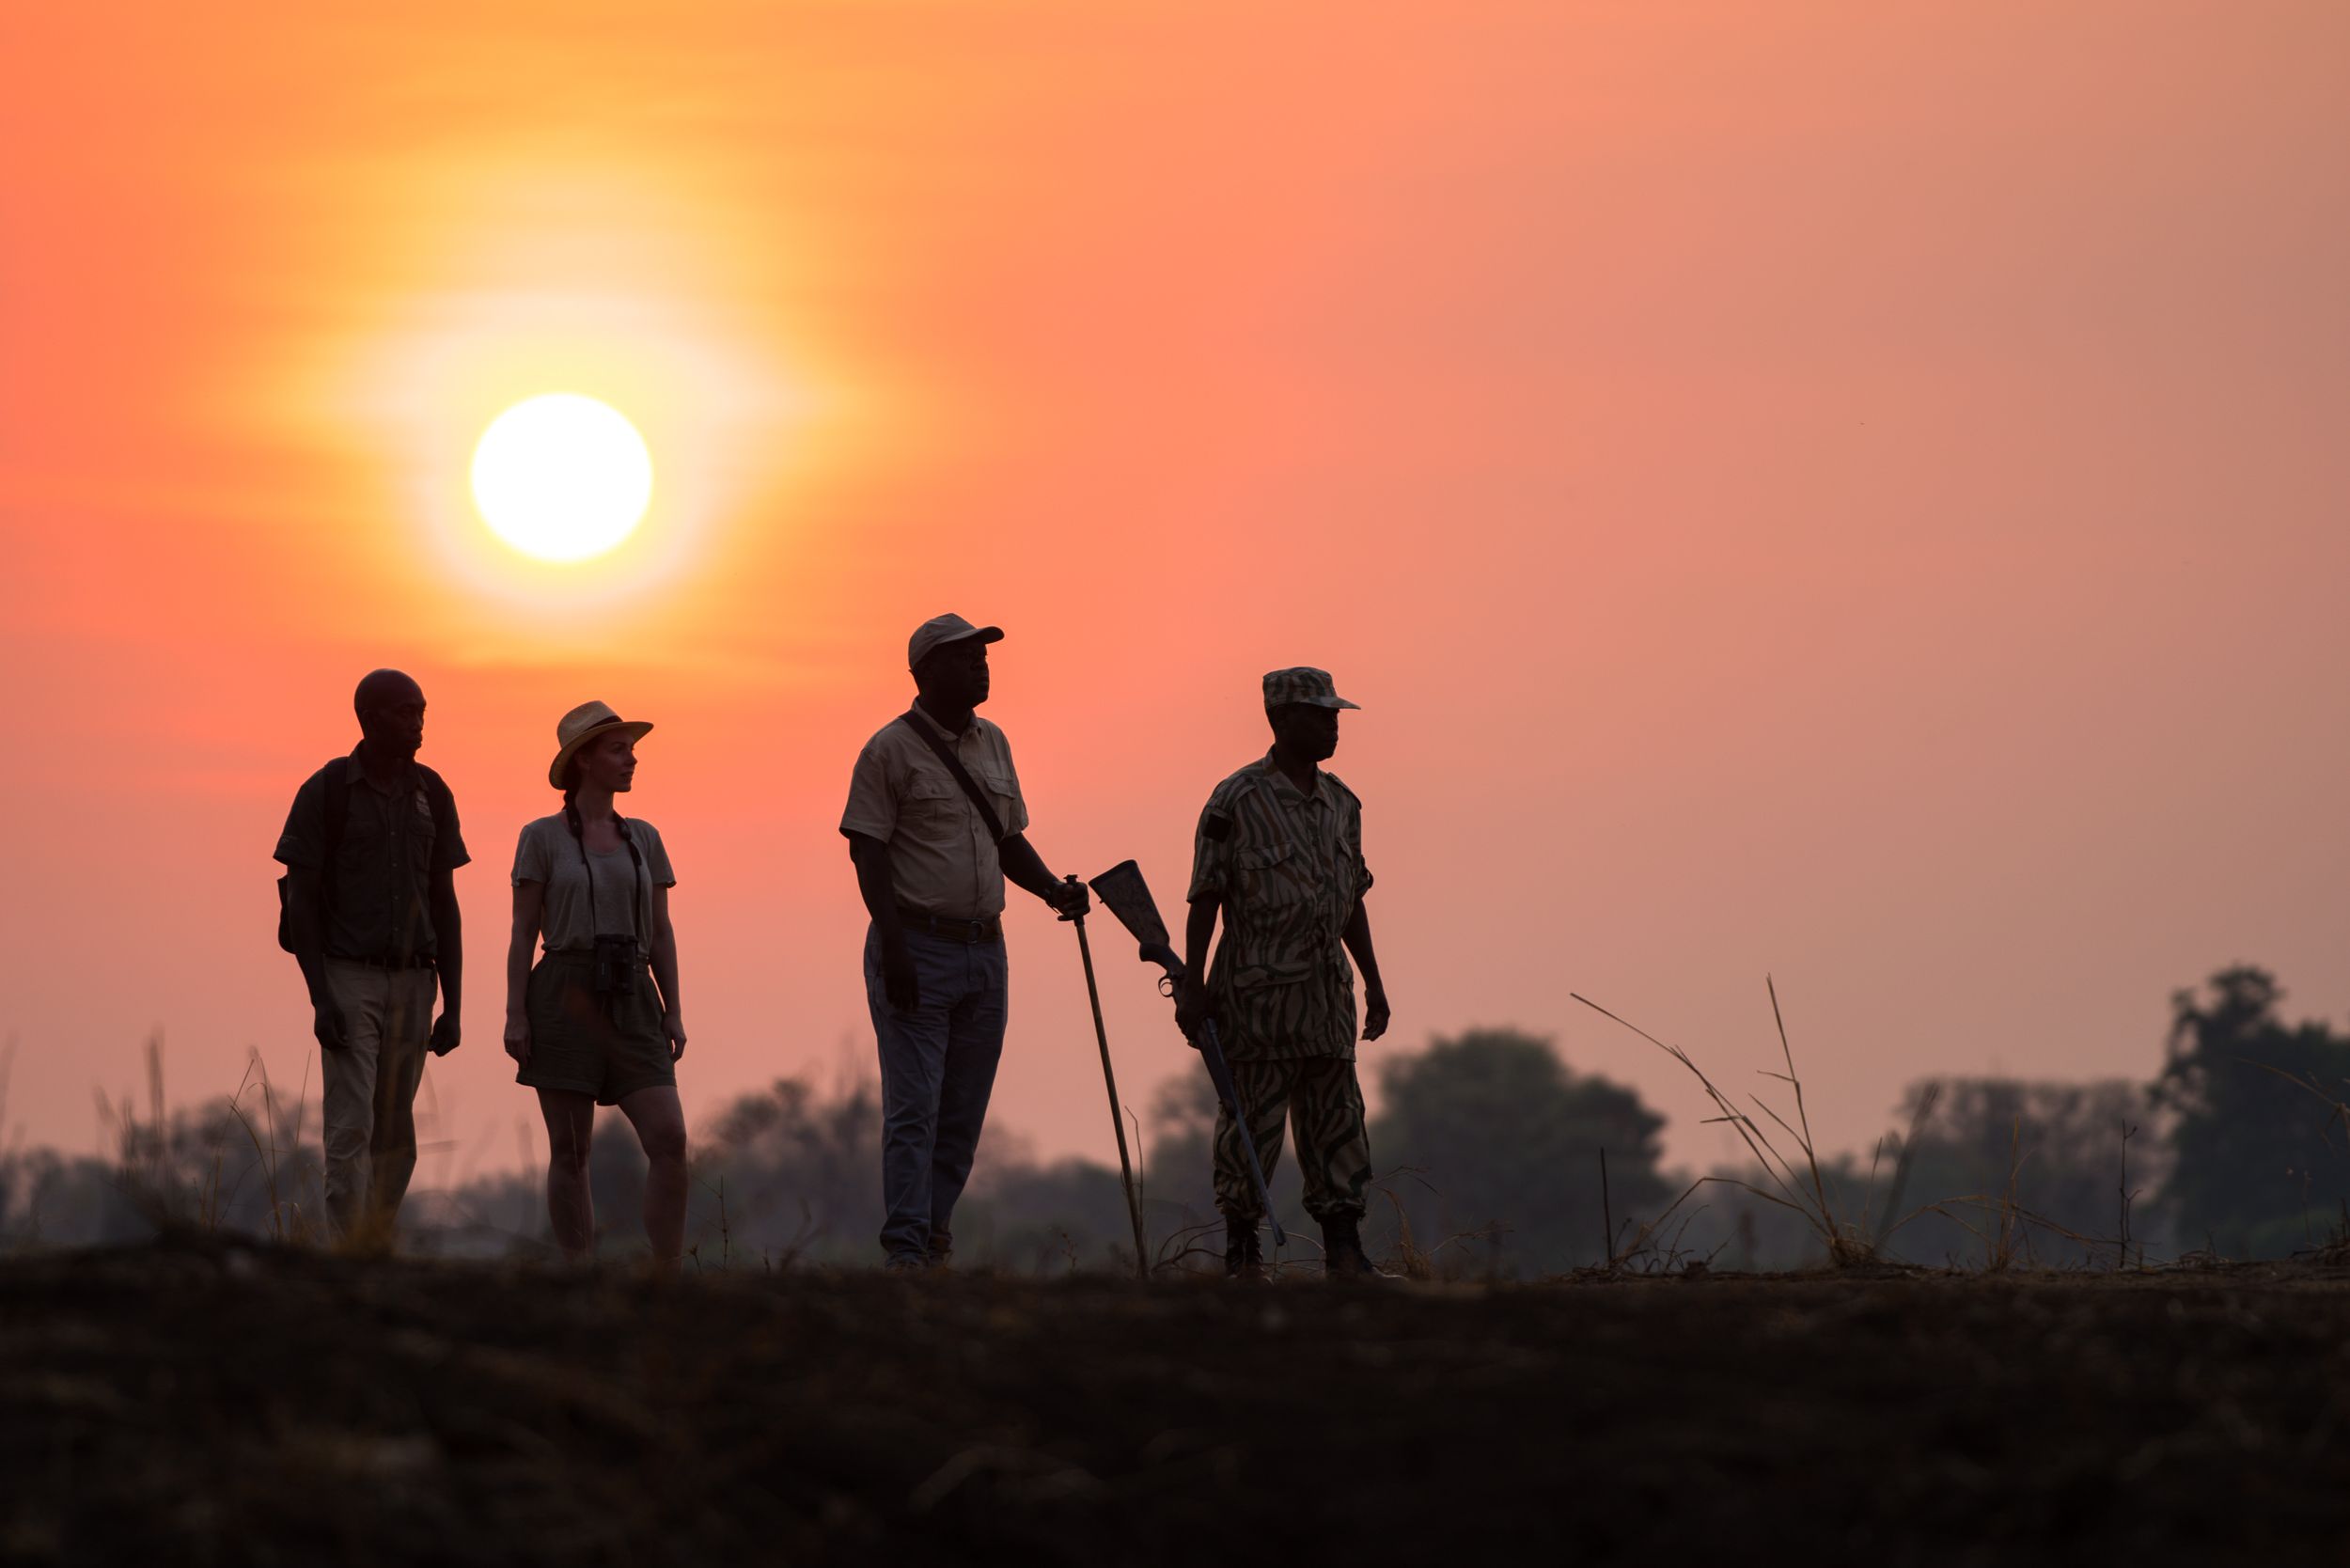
[320,756,351,894]
[896,710,1008,844]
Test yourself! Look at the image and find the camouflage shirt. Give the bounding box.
[1187,752,1374,1060]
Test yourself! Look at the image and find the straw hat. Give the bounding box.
[548,699,654,789]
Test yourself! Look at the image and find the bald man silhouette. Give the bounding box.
[273,668,469,1245]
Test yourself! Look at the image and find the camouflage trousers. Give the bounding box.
[1214,1056,1372,1222]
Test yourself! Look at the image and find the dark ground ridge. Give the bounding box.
[7,1237,2350,1565]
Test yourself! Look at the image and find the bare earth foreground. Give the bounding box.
[7,1241,2349,1565]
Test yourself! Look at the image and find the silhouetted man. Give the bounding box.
[1176,667,1390,1278]
[840,614,1089,1269]
[274,669,468,1245]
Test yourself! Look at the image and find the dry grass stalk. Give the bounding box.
[688,1175,734,1270]
[2239,1057,2350,1148]
[95,1034,180,1231]
[1598,1173,1726,1275]
[1871,1082,1940,1253]
[1961,1115,2030,1271]
[2117,1118,2140,1271]
[1378,1185,1435,1280]
[1572,980,1919,1268]
[1364,1167,1507,1280]
[1920,1118,2034,1271]
[1152,1218,1228,1275]
[1123,1105,1152,1276]
[93,1038,324,1247]
[220,1049,315,1245]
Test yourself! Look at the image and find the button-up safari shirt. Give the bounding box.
[274,748,470,964]
[840,707,1031,919]
[1187,752,1374,1060]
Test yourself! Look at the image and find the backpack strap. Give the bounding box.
[422,770,455,846]
[895,710,1008,843]
[319,755,351,913]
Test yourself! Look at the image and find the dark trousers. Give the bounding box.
[863,925,1009,1262]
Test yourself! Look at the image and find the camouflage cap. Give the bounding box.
[1261,666,1360,713]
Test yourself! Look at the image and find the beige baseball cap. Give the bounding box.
[1261,666,1360,712]
[908,612,1004,669]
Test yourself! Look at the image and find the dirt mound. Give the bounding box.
[6,1240,2347,1564]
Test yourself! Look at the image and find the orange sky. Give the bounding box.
[6,3,2349,1190]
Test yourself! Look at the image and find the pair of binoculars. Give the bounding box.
[588,933,641,1006]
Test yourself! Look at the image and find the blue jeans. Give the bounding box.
[864,924,1010,1262]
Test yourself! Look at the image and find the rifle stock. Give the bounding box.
[1088,860,1287,1247]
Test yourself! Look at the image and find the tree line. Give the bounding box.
[6,964,2346,1272]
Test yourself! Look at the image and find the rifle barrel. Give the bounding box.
[1198,1019,1288,1249]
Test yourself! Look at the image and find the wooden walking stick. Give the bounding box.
[1069,876,1151,1279]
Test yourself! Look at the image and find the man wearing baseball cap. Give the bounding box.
[1175,666,1391,1278]
[839,614,1091,1269]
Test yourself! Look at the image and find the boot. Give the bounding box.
[1322,1212,1381,1280]
[1223,1217,1267,1280]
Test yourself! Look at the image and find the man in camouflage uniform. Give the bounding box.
[1176,667,1391,1278]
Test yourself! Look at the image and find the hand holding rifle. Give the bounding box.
[1087,858,1287,1247]
[1173,975,1214,1046]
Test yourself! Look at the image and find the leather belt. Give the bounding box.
[329,953,437,971]
[897,909,1002,944]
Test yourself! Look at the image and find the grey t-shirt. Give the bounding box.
[511,814,677,954]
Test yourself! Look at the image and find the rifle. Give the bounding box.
[1088,860,1287,1247]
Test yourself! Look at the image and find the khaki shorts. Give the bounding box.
[518,950,675,1105]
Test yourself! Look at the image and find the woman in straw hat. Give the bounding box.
[503,700,689,1265]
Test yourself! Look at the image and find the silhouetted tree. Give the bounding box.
[0,1090,326,1249]
[1884,1077,2151,1266]
[1372,1028,1669,1275]
[957,1155,1137,1274]
[2154,966,2350,1259]
[677,1074,886,1263]
[665,1072,1145,1270]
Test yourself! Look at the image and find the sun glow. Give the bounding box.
[311,161,819,625]
[470,393,654,561]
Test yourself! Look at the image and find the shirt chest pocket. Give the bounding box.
[901,774,967,839]
[408,790,437,864]
[972,764,1019,838]
[335,791,432,876]
[1236,841,1308,908]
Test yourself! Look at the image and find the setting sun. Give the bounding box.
[469,393,653,561]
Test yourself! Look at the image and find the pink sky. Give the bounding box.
[5,3,2348,1191]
